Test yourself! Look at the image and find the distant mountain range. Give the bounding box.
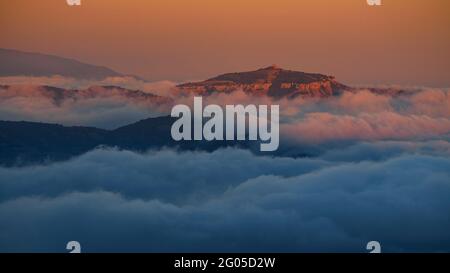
[0,48,406,99]
[0,84,173,106]
[0,48,123,80]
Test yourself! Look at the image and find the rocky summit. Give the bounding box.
[177,65,350,99]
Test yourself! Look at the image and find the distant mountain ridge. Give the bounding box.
[0,84,173,106]
[0,48,123,80]
[177,65,407,98]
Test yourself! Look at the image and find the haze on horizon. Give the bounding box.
[0,0,449,87]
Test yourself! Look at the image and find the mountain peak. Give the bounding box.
[177,66,349,98]
[261,64,281,70]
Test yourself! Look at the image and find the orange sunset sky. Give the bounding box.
[0,0,449,86]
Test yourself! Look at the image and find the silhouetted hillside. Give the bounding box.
[0,117,255,166]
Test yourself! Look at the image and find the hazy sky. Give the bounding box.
[1,0,449,86]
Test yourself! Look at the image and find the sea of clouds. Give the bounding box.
[0,144,449,252]
[0,76,449,252]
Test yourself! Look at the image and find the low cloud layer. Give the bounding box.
[2,79,449,142]
[0,84,174,129]
[0,143,449,253]
[0,75,177,96]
